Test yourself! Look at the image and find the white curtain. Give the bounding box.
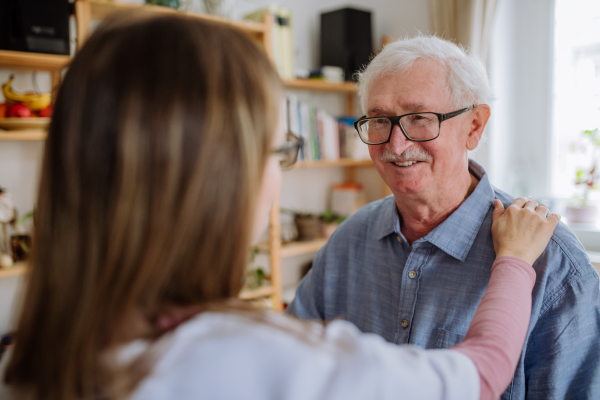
[429,0,498,63]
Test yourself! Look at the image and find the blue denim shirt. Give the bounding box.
[287,160,600,399]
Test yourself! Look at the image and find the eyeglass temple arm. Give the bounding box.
[440,105,477,121]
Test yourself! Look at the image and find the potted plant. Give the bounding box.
[0,187,15,268]
[293,212,322,241]
[320,210,346,239]
[244,248,266,290]
[10,209,33,263]
[566,129,600,224]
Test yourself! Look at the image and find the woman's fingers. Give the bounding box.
[535,204,549,219]
[492,197,560,265]
[547,213,561,225]
[510,197,531,209]
[492,199,505,222]
[524,200,539,212]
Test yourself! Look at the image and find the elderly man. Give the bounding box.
[287,36,600,399]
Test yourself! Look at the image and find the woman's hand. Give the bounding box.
[492,197,561,265]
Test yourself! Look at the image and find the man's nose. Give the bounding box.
[386,124,412,154]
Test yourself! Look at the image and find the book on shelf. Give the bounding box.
[283,95,369,162]
[244,5,294,79]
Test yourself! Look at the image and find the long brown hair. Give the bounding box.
[4,11,282,399]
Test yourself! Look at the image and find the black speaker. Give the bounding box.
[0,0,71,55]
[320,8,372,82]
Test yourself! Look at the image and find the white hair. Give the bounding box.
[357,35,493,114]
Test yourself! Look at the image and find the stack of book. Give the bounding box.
[244,5,294,79]
[283,95,370,162]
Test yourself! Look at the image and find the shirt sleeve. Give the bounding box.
[520,266,600,399]
[452,257,536,400]
[285,245,327,320]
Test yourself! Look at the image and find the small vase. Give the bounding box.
[565,206,598,224]
[322,222,339,239]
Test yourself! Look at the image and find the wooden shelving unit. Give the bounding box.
[76,0,268,46]
[239,285,274,300]
[0,50,70,71]
[283,78,357,93]
[0,49,67,104]
[0,1,386,312]
[256,238,328,258]
[280,239,328,258]
[0,263,27,279]
[0,130,47,141]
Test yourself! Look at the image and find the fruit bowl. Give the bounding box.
[0,118,50,130]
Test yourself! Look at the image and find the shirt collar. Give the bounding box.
[375,159,496,262]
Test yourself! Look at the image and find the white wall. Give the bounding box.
[488,0,555,197]
[0,274,24,334]
[234,0,430,71]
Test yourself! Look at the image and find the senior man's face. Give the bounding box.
[367,60,483,196]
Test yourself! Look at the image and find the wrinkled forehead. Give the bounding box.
[365,59,453,115]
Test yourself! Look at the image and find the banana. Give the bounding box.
[2,75,51,111]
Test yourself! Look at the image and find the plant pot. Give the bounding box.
[10,234,31,262]
[322,222,339,239]
[565,206,598,224]
[294,216,322,241]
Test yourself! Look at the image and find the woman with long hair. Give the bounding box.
[1,12,559,400]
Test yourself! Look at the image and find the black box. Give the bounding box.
[320,8,372,82]
[0,0,71,55]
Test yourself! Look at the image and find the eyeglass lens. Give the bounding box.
[358,113,440,143]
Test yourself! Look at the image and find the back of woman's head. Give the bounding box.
[4,11,281,399]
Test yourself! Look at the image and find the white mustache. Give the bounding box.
[378,147,433,163]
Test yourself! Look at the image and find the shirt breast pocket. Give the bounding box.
[434,328,465,349]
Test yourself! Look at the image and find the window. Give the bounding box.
[552,0,600,203]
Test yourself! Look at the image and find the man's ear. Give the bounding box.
[466,104,491,151]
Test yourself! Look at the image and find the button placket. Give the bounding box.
[395,242,431,343]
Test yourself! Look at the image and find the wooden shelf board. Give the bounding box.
[256,238,329,258]
[0,263,27,279]
[0,50,70,71]
[0,130,47,141]
[283,79,358,93]
[89,1,265,36]
[239,285,274,300]
[280,238,328,258]
[294,159,373,168]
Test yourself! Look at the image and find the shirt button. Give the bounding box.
[397,236,402,243]
[401,319,409,328]
[408,271,417,279]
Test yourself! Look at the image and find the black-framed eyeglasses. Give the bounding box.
[353,105,476,144]
[273,131,304,168]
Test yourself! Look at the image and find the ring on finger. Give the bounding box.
[536,204,550,217]
[525,200,539,209]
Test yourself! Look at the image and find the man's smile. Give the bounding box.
[392,160,424,167]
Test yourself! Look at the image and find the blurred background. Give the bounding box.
[0,0,599,336]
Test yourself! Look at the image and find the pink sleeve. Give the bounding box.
[452,256,536,400]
